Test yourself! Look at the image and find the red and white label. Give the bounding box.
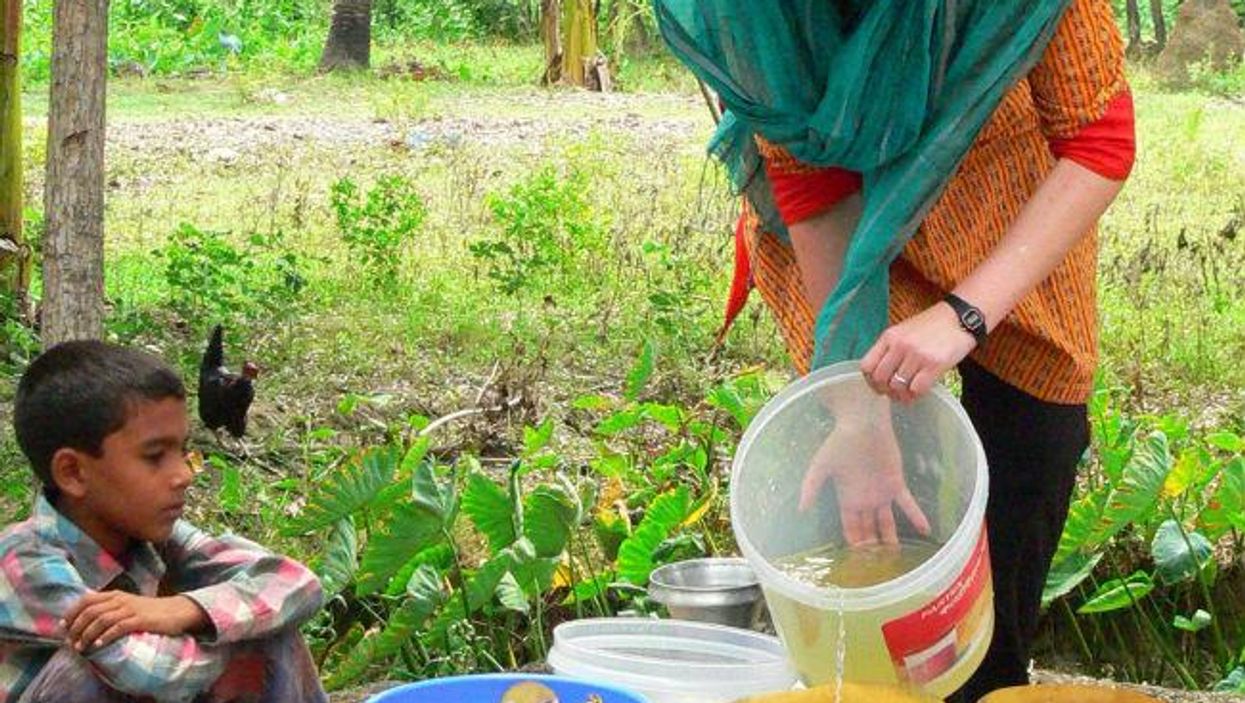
[880,524,993,686]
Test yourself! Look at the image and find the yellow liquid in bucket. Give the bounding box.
[766,533,993,700]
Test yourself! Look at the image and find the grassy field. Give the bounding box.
[1,43,1243,691]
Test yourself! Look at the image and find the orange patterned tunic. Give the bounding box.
[744,0,1129,404]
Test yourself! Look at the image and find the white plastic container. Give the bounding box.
[547,618,798,703]
[731,361,992,699]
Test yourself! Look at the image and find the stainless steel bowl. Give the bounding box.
[647,557,767,630]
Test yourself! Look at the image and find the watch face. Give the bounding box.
[961,309,984,330]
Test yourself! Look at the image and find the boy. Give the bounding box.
[1,340,327,702]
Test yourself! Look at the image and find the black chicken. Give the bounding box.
[198,325,258,440]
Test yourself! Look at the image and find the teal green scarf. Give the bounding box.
[656,1,1071,368]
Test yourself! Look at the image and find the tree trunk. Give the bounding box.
[541,0,562,85]
[1150,0,1167,49]
[561,0,603,88]
[1,0,28,307]
[1125,0,1143,55]
[43,0,109,345]
[320,0,372,72]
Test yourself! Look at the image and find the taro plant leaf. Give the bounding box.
[384,543,454,598]
[1042,550,1104,607]
[462,473,518,555]
[596,406,646,436]
[524,483,579,558]
[1173,609,1213,633]
[400,436,432,476]
[624,340,655,402]
[495,572,530,614]
[572,393,615,411]
[1077,571,1155,614]
[706,382,749,429]
[316,517,358,598]
[1090,432,1172,545]
[1200,457,1245,539]
[356,502,445,595]
[1051,490,1107,567]
[413,460,457,523]
[523,418,555,457]
[1214,665,1245,692]
[324,564,444,690]
[642,403,683,432]
[284,445,400,535]
[563,571,613,605]
[1207,431,1243,453]
[617,486,691,585]
[1151,519,1213,584]
[1163,448,1206,499]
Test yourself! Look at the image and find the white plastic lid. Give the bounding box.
[547,618,797,698]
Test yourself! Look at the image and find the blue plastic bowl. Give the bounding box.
[366,674,649,703]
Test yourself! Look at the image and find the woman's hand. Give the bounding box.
[799,418,931,546]
[860,301,976,403]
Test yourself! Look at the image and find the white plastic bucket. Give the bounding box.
[547,618,798,703]
[730,362,992,699]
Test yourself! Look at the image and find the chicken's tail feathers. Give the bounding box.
[202,324,224,372]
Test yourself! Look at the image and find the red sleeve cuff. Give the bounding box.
[1048,88,1136,181]
[763,160,862,226]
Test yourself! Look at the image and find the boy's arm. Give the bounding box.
[161,522,324,644]
[2,545,229,700]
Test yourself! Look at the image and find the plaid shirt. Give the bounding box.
[0,495,323,703]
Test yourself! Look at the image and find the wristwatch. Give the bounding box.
[943,293,988,347]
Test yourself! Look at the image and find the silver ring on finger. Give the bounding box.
[890,373,911,387]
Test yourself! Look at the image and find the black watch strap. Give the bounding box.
[944,293,988,347]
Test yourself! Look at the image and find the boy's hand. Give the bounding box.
[63,591,209,652]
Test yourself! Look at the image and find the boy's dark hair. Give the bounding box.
[14,340,186,490]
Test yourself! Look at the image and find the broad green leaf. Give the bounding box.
[642,403,683,431]
[357,502,445,595]
[1207,431,1243,453]
[510,554,560,598]
[562,571,613,606]
[1200,457,1245,539]
[1163,448,1204,498]
[1091,433,1172,545]
[461,473,517,555]
[325,565,444,690]
[524,484,578,558]
[284,446,400,535]
[1051,491,1106,566]
[1042,551,1104,607]
[400,436,431,476]
[1173,609,1213,633]
[624,340,655,402]
[413,460,457,523]
[1151,519,1213,584]
[617,486,691,585]
[594,512,630,562]
[384,543,454,598]
[595,407,645,436]
[316,517,358,597]
[1077,571,1154,614]
[572,394,615,411]
[590,452,630,478]
[706,383,749,429]
[523,418,555,456]
[495,572,530,614]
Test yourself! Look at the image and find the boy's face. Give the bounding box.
[65,397,193,555]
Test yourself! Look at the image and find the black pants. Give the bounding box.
[945,360,1089,703]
